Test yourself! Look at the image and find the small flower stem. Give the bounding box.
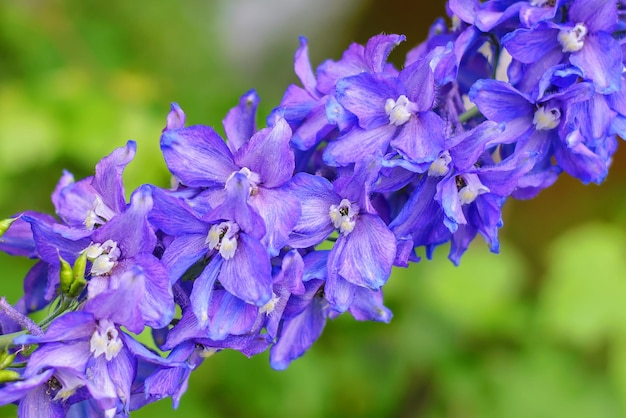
[0,297,43,337]
[458,107,481,124]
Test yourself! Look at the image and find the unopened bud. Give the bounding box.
[59,255,74,295]
[68,275,87,298]
[0,217,18,238]
[0,351,16,370]
[0,369,21,382]
[70,252,88,297]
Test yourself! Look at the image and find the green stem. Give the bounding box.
[458,107,481,123]
[0,331,26,350]
[38,299,75,329]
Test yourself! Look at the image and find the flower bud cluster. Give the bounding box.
[0,0,624,415]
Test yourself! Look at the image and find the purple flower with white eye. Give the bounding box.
[503,0,622,95]
[148,185,273,331]
[52,141,137,238]
[390,121,536,264]
[0,368,71,417]
[324,56,445,168]
[287,166,396,312]
[270,34,406,153]
[24,185,175,333]
[470,78,613,186]
[449,0,569,32]
[14,311,138,417]
[160,107,299,257]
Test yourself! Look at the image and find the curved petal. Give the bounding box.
[335,73,400,130]
[287,173,337,248]
[53,173,98,228]
[205,172,266,239]
[160,125,237,187]
[161,234,208,284]
[324,124,395,167]
[132,253,175,329]
[223,89,259,153]
[234,117,295,188]
[570,0,617,33]
[469,79,534,122]
[502,25,560,64]
[148,186,207,236]
[570,32,623,94]
[364,33,405,73]
[335,214,396,289]
[218,232,272,306]
[400,59,434,111]
[92,185,156,258]
[92,140,136,214]
[207,290,258,340]
[190,256,221,328]
[294,36,319,97]
[16,312,95,345]
[349,287,392,323]
[436,174,466,231]
[250,187,300,256]
[391,112,445,164]
[25,341,91,376]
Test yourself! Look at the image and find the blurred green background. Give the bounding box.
[2,1,626,417]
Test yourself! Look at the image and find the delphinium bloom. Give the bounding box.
[503,0,622,96]
[1,1,625,415]
[148,184,273,337]
[470,75,615,189]
[287,162,397,312]
[160,104,299,257]
[23,183,175,334]
[389,121,536,264]
[273,34,406,156]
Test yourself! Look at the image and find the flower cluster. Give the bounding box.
[0,0,624,416]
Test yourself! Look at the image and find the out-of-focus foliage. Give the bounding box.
[3,0,626,417]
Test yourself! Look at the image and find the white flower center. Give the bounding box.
[385,95,413,126]
[89,319,123,361]
[558,23,587,53]
[530,0,554,6]
[428,151,452,177]
[259,292,280,315]
[533,106,561,130]
[329,199,359,235]
[456,174,490,205]
[84,196,116,230]
[85,240,120,276]
[206,221,240,260]
[51,370,85,401]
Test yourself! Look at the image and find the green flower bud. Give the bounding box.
[68,275,87,298]
[0,217,18,239]
[0,351,16,370]
[67,251,88,297]
[0,369,21,382]
[59,255,74,295]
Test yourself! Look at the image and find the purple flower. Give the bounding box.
[161,108,300,256]
[288,171,396,311]
[325,57,445,167]
[503,0,622,95]
[470,78,613,185]
[52,141,137,237]
[148,186,273,330]
[14,312,137,416]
